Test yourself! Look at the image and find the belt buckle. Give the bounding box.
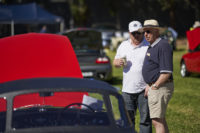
[148,83,153,86]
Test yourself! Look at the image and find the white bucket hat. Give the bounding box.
[128,21,142,32]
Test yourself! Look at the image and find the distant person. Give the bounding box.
[142,19,174,133]
[113,20,152,133]
[168,27,178,39]
[190,21,200,31]
[40,25,47,33]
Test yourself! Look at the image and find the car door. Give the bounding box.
[187,45,200,73]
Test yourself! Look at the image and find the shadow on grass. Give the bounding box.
[187,73,200,78]
[175,48,186,52]
[107,76,122,86]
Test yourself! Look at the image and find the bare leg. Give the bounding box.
[152,118,167,133]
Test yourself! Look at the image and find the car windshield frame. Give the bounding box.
[0,78,131,132]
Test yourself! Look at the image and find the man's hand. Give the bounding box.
[151,84,159,90]
[153,73,172,89]
[113,58,125,68]
[144,85,150,97]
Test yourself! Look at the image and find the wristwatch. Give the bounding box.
[152,84,159,89]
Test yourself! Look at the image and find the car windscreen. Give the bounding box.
[10,92,109,129]
[64,30,103,53]
[0,90,129,132]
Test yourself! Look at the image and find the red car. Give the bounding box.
[0,33,134,133]
[180,28,200,77]
[0,33,86,111]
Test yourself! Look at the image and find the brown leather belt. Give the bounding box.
[148,79,173,86]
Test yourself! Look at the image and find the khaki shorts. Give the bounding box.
[148,82,174,118]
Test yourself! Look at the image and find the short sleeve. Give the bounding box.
[159,41,173,73]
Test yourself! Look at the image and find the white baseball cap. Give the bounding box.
[128,21,142,32]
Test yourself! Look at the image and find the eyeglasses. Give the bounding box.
[131,31,143,36]
[144,30,151,34]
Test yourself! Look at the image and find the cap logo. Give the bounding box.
[133,24,137,27]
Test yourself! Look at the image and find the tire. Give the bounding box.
[180,61,190,77]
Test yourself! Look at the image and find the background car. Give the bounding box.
[92,23,118,49]
[61,28,112,81]
[180,28,200,77]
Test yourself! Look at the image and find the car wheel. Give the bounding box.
[180,61,190,77]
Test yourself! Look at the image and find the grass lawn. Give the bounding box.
[106,38,200,133]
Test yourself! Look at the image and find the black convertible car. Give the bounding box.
[0,78,135,133]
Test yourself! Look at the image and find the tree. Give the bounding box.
[68,0,89,27]
[102,0,125,29]
[185,0,200,20]
[158,0,200,29]
[158,0,177,29]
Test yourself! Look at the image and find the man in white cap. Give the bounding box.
[113,21,152,133]
[142,19,174,133]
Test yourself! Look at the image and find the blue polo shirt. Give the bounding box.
[142,38,173,84]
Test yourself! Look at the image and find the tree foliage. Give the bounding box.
[68,0,89,27]
[185,0,200,20]
[1,0,199,35]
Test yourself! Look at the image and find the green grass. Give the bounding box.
[105,41,200,133]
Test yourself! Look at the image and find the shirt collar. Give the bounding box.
[150,37,161,47]
[129,38,145,49]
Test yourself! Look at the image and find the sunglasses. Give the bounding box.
[144,30,151,34]
[131,31,143,36]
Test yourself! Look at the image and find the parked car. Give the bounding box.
[0,33,134,133]
[180,28,200,77]
[61,28,112,81]
[92,23,118,49]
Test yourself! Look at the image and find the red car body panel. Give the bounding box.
[0,33,87,111]
[186,28,200,50]
[182,52,200,73]
[182,28,200,74]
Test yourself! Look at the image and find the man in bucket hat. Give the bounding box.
[142,19,174,133]
[113,20,152,133]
